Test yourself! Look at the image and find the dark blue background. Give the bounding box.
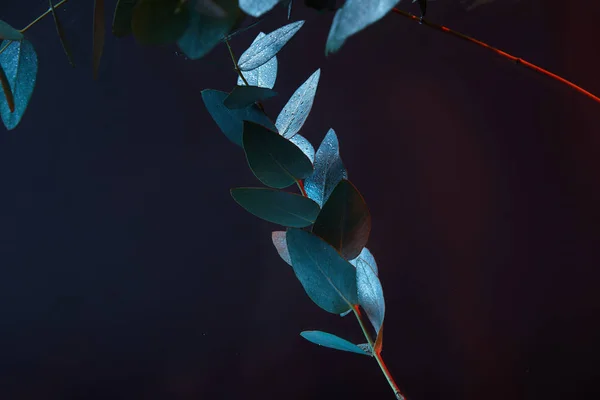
[1,1,599,399]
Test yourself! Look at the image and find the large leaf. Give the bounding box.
[286,228,357,313]
[325,0,400,54]
[300,330,371,356]
[272,231,292,266]
[50,0,75,67]
[238,20,304,71]
[237,32,278,89]
[224,85,277,109]
[312,179,371,260]
[239,0,280,17]
[201,89,276,146]
[0,21,23,41]
[242,121,313,189]
[289,134,315,164]
[275,68,320,139]
[112,0,138,37]
[93,0,106,80]
[177,0,241,60]
[231,188,319,227]
[304,128,347,207]
[354,247,384,335]
[132,0,190,45]
[0,40,38,130]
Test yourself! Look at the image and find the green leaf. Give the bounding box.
[239,0,280,17]
[112,0,138,37]
[238,20,304,71]
[93,0,106,80]
[275,68,320,139]
[272,231,292,266]
[286,228,358,313]
[0,21,23,41]
[312,179,371,260]
[49,0,75,67]
[224,85,277,109]
[132,0,190,45]
[201,89,276,146]
[231,188,319,227]
[304,128,347,207]
[0,40,38,130]
[177,0,241,60]
[352,247,384,335]
[325,0,400,55]
[300,330,371,356]
[242,121,313,189]
[237,32,278,89]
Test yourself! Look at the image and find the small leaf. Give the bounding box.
[50,0,75,67]
[272,231,292,266]
[177,0,241,60]
[237,32,278,89]
[0,40,38,130]
[300,331,370,356]
[132,0,190,45]
[231,188,320,228]
[354,248,385,334]
[112,0,138,37]
[238,20,304,71]
[242,121,313,189]
[286,228,357,313]
[93,0,106,80]
[0,65,14,113]
[224,85,277,109]
[275,69,320,139]
[0,21,23,41]
[349,247,378,276]
[340,309,352,317]
[201,89,276,146]
[289,134,315,164]
[357,343,373,355]
[325,0,400,55]
[312,179,371,260]
[239,0,280,17]
[304,128,348,207]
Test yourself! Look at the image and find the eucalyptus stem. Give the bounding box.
[391,7,600,105]
[20,0,70,33]
[353,306,406,400]
[224,38,266,112]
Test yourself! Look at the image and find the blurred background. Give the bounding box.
[0,1,598,399]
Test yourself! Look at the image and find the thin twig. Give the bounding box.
[20,0,70,33]
[391,7,600,105]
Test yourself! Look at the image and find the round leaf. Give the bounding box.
[132,0,191,45]
[243,121,313,189]
[312,179,371,260]
[231,187,319,228]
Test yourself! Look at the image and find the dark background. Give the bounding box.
[1,1,599,399]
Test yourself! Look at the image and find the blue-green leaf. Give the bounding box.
[201,89,276,146]
[275,69,320,139]
[312,179,371,260]
[325,0,400,55]
[231,188,319,227]
[353,247,384,334]
[242,121,313,189]
[289,134,315,164]
[177,0,241,60]
[224,85,277,109]
[304,128,348,207]
[272,231,292,266]
[238,20,304,71]
[286,228,357,313]
[300,330,371,356]
[0,21,23,41]
[237,32,278,89]
[0,40,37,130]
[239,0,280,17]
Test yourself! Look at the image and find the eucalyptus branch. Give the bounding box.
[391,7,600,105]
[353,306,406,400]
